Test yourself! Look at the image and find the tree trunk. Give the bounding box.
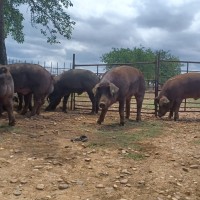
[0,0,7,65]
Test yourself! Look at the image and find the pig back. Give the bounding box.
[7,63,54,96]
[57,69,99,92]
[160,72,200,100]
[101,65,145,96]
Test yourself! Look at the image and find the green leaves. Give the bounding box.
[101,46,181,83]
[3,0,75,44]
[4,0,24,43]
[27,0,75,44]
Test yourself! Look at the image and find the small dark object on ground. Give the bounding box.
[71,135,88,142]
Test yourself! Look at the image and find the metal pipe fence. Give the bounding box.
[7,55,200,115]
[72,54,200,115]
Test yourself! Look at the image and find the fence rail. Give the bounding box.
[7,54,200,116]
[72,54,200,116]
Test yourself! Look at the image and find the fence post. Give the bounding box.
[154,53,160,116]
[72,53,75,69]
[96,65,99,76]
[71,54,76,110]
[184,62,189,111]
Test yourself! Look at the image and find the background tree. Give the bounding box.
[0,0,7,64]
[101,46,182,85]
[0,0,75,65]
[156,50,181,85]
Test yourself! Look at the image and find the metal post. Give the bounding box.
[71,54,76,110]
[184,62,189,111]
[154,53,160,116]
[97,65,99,76]
[72,53,75,69]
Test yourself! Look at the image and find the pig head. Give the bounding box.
[155,96,171,118]
[93,81,119,110]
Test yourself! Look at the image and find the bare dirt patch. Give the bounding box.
[0,107,199,200]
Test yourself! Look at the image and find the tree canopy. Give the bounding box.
[0,0,75,64]
[101,46,182,84]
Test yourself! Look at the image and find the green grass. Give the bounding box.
[125,152,145,160]
[88,120,162,160]
[0,124,21,134]
[194,140,200,145]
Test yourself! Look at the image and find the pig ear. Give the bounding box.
[109,83,119,96]
[92,83,100,95]
[159,96,170,106]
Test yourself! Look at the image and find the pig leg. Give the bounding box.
[4,99,15,126]
[62,94,70,112]
[25,94,33,111]
[21,93,32,115]
[45,97,62,111]
[168,110,173,119]
[125,98,131,119]
[119,99,125,125]
[95,95,99,114]
[0,103,3,116]
[97,108,108,124]
[173,100,182,121]
[135,95,144,121]
[36,97,45,115]
[168,102,175,119]
[87,91,96,114]
[30,95,43,116]
[17,93,23,111]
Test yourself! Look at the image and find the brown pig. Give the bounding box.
[155,72,200,121]
[6,63,54,116]
[93,65,145,125]
[0,66,15,126]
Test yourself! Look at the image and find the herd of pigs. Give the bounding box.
[1,63,200,126]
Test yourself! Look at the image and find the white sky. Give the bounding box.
[5,0,200,68]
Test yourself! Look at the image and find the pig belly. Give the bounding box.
[17,88,31,95]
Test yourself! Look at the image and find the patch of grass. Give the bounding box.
[0,124,15,131]
[0,124,22,134]
[194,140,200,145]
[95,121,162,148]
[88,120,163,160]
[87,142,106,148]
[125,152,145,160]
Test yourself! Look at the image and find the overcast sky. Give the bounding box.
[5,0,200,68]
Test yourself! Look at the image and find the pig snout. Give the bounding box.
[99,102,106,109]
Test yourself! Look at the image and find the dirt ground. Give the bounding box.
[0,105,199,200]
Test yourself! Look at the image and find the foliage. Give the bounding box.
[4,0,25,43]
[3,0,75,44]
[157,50,181,84]
[101,46,182,84]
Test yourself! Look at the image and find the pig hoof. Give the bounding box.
[120,122,125,126]
[9,121,16,126]
[88,111,95,115]
[97,120,102,125]
[21,110,27,115]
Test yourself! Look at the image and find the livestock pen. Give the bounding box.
[71,54,200,116]
[8,55,200,116]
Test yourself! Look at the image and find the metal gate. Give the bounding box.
[71,54,200,116]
